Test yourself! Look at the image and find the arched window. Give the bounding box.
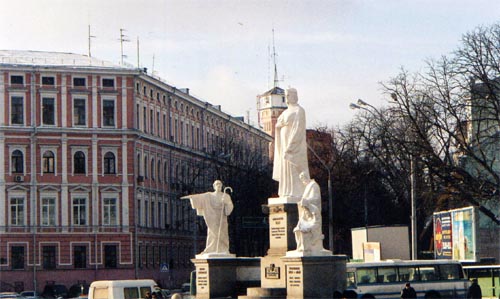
[157,160,161,181]
[104,152,116,174]
[151,158,155,181]
[74,151,86,174]
[11,150,23,173]
[43,151,55,173]
[144,156,148,179]
[137,153,141,176]
[164,161,168,183]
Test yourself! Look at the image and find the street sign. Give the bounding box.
[242,216,268,228]
[160,263,169,272]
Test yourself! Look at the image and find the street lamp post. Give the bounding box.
[350,98,418,259]
[306,144,334,252]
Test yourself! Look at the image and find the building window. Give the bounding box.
[73,98,86,126]
[143,107,147,133]
[73,246,87,269]
[73,151,86,174]
[150,109,154,134]
[144,156,148,179]
[102,99,115,126]
[10,197,25,226]
[11,246,24,270]
[11,150,24,173]
[104,245,118,268]
[42,97,55,125]
[41,197,56,226]
[42,246,56,270]
[10,75,24,85]
[103,198,117,226]
[103,152,116,174]
[151,158,155,181]
[157,160,161,181]
[102,78,115,88]
[72,197,87,226]
[11,96,24,125]
[73,77,86,87]
[157,111,160,136]
[42,151,55,173]
[42,76,55,86]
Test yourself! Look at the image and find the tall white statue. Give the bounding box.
[289,172,331,256]
[272,88,310,202]
[181,180,234,257]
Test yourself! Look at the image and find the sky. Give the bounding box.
[1,0,499,129]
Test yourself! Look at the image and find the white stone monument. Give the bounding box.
[271,88,310,204]
[181,180,235,258]
[287,172,332,257]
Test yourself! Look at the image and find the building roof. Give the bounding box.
[0,50,135,70]
[260,86,285,97]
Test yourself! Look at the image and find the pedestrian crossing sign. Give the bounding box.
[160,263,169,272]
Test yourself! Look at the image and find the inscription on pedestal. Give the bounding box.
[265,263,280,279]
[287,265,303,288]
[197,266,209,292]
[270,213,287,247]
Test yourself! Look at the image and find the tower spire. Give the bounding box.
[272,28,279,88]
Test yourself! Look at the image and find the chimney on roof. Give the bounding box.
[179,88,190,95]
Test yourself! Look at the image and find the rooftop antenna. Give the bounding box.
[272,28,279,88]
[136,36,140,68]
[152,53,155,74]
[88,25,96,57]
[119,28,130,65]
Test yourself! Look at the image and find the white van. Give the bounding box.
[88,279,158,299]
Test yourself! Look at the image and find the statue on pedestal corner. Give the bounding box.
[288,172,332,256]
[181,180,234,258]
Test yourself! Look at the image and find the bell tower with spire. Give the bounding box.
[257,29,287,159]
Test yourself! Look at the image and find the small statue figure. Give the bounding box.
[290,172,331,256]
[272,88,310,202]
[181,180,234,257]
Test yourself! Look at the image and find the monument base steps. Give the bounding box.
[238,287,287,299]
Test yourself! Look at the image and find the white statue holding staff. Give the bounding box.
[181,180,234,257]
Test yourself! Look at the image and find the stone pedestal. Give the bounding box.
[281,255,347,299]
[261,200,298,289]
[192,257,260,299]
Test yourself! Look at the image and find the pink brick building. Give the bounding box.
[0,50,271,292]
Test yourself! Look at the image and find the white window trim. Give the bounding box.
[40,193,58,226]
[101,97,117,128]
[9,92,25,126]
[8,145,27,176]
[8,192,27,226]
[70,146,89,176]
[41,74,56,87]
[72,76,87,88]
[72,96,88,127]
[40,92,58,127]
[9,73,25,85]
[71,193,89,227]
[40,146,59,176]
[102,193,119,226]
[101,76,116,89]
[101,146,119,176]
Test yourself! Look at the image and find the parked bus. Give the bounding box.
[463,264,500,298]
[345,260,470,299]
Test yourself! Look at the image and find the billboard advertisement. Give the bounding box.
[433,206,477,261]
